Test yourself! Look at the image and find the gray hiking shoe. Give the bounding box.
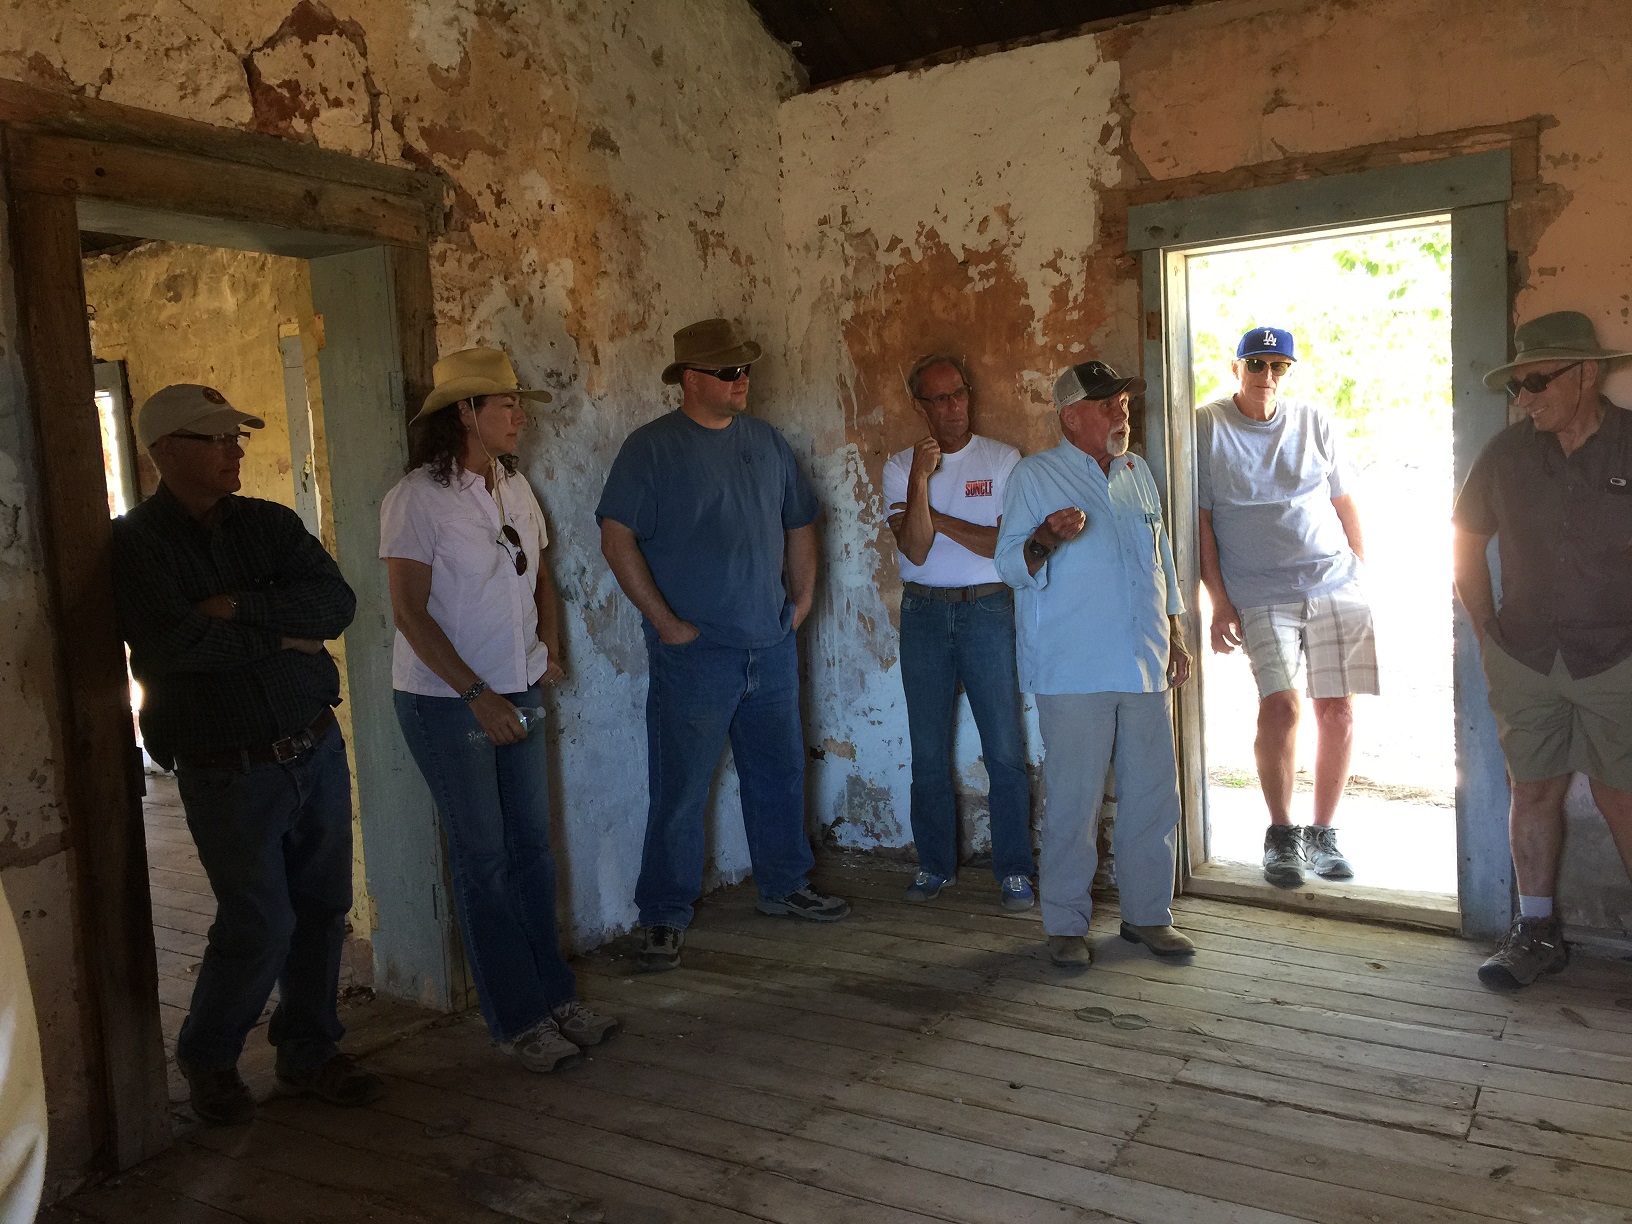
[639,925,683,972]
[1262,824,1305,888]
[1478,915,1568,990]
[551,999,620,1048]
[1303,826,1353,879]
[508,1017,583,1073]
[755,885,851,922]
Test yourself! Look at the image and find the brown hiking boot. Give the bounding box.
[178,1058,255,1126]
[276,1053,385,1106]
[1478,915,1568,990]
[1047,935,1093,967]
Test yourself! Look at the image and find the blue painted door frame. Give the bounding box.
[1128,151,1515,939]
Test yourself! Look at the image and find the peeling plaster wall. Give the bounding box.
[781,0,1632,933]
[2,0,799,1191]
[0,201,97,1194]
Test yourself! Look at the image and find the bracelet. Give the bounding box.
[459,680,488,703]
[1025,538,1054,562]
[225,593,239,616]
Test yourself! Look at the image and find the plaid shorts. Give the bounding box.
[1239,582,1380,700]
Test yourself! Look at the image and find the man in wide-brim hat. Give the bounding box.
[1454,310,1632,990]
[597,317,850,974]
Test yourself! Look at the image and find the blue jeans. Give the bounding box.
[637,630,814,929]
[899,589,1034,882]
[394,686,577,1041]
[174,720,352,1076]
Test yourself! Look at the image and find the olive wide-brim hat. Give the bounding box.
[660,317,763,385]
[412,347,552,424]
[1483,311,1632,390]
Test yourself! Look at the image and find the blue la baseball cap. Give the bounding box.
[1236,327,1296,361]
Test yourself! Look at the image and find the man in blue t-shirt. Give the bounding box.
[1197,327,1377,889]
[597,317,850,971]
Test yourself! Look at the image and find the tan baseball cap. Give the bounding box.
[137,384,264,450]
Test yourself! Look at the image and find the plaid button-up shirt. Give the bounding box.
[111,484,357,766]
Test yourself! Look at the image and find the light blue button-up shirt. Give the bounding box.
[995,441,1184,695]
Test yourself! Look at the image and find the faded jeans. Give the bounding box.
[394,686,577,1041]
[898,588,1034,882]
[174,720,352,1076]
[636,630,814,929]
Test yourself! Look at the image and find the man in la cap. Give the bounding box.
[1454,310,1632,989]
[598,318,849,972]
[883,353,1035,911]
[995,359,1194,968]
[111,384,380,1124]
[1197,327,1375,888]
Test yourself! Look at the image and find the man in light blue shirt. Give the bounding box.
[996,360,1194,968]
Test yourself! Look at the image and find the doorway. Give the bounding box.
[1128,150,1517,937]
[1183,221,1458,900]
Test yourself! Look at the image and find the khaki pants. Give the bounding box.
[1480,641,1632,789]
[1037,691,1180,935]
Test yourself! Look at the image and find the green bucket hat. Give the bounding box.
[1483,311,1632,390]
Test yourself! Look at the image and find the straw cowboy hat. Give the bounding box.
[1483,311,1632,390]
[412,347,552,424]
[660,318,763,385]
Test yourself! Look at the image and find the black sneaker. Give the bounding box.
[1262,824,1305,888]
[755,885,851,922]
[1303,826,1353,879]
[177,1058,255,1126]
[275,1053,385,1107]
[639,925,683,972]
[1478,915,1569,990]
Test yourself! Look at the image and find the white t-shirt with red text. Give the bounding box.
[882,434,1021,587]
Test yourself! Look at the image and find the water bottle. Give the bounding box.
[466,706,546,744]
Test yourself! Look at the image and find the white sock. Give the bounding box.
[1518,895,1553,920]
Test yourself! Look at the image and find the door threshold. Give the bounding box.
[1184,859,1461,933]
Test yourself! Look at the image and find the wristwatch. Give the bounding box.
[1026,537,1054,562]
[459,680,488,703]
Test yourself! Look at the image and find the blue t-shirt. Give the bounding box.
[1196,396,1358,608]
[596,410,820,649]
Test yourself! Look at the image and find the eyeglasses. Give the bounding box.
[496,523,528,575]
[694,365,749,382]
[914,385,970,410]
[169,430,251,448]
[1505,360,1582,398]
[1243,358,1292,376]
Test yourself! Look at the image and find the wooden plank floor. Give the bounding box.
[45,855,1632,1223]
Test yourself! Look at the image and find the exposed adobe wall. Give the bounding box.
[2,0,798,1194]
[779,0,1632,934]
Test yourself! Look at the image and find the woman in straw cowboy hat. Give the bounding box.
[380,346,618,1072]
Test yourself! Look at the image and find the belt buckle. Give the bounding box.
[272,731,311,764]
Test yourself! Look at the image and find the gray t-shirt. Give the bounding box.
[1196,396,1358,608]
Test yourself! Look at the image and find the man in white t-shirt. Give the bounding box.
[883,355,1035,911]
[1197,327,1377,889]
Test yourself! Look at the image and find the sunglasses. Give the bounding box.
[170,430,252,448]
[693,365,749,382]
[496,523,528,575]
[1505,360,1582,398]
[1243,358,1292,376]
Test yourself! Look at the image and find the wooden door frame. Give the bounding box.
[1127,147,1516,940]
[0,79,441,1172]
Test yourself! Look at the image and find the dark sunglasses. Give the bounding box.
[1243,358,1292,376]
[1505,360,1582,398]
[170,429,252,447]
[694,365,749,382]
[496,523,528,575]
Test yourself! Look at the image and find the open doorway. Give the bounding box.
[1183,222,1458,900]
[82,235,373,1119]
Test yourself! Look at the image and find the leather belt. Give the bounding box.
[176,707,336,771]
[903,581,1008,603]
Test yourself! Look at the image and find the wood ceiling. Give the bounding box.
[748,0,1196,87]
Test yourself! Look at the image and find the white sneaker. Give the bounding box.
[507,1018,582,1073]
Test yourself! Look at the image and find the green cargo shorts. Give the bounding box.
[1480,638,1632,789]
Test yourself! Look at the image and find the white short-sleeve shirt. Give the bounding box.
[379,464,551,697]
[882,434,1021,587]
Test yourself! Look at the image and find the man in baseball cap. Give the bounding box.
[1196,326,1376,890]
[994,357,1194,968]
[1454,310,1632,989]
[112,383,380,1123]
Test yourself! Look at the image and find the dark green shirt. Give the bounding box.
[1453,400,1632,678]
[111,484,356,765]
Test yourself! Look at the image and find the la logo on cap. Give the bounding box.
[1260,332,1278,348]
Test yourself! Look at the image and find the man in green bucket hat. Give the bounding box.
[1453,310,1632,989]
